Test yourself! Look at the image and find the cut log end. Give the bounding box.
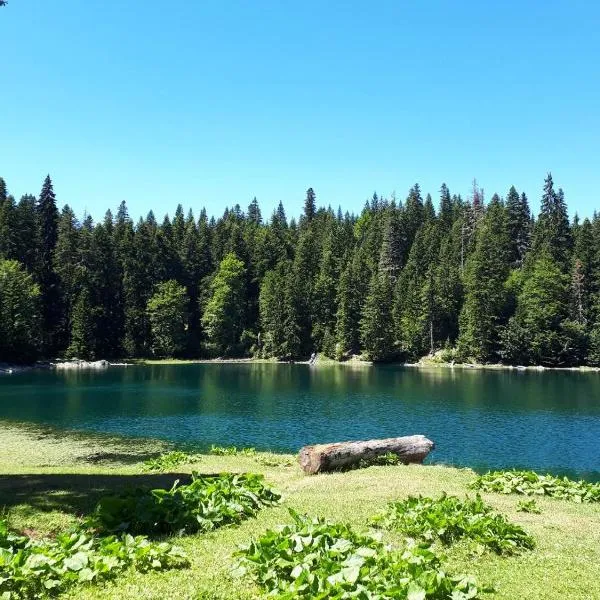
[298,435,435,475]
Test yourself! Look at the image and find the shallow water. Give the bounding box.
[1,364,599,479]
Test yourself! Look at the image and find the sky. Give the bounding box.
[2,0,600,222]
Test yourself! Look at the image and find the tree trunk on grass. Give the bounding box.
[298,435,434,474]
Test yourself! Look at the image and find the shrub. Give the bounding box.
[142,451,201,472]
[470,470,600,503]
[517,499,541,514]
[87,472,280,536]
[0,518,188,599]
[235,509,481,599]
[372,494,534,555]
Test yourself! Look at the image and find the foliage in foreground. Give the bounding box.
[470,470,600,503]
[141,450,201,472]
[87,472,280,536]
[0,518,188,599]
[235,509,481,599]
[372,494,534,555]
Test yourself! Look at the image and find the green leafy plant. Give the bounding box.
[235,509,481,599]
[470,470,600,503]
[209,445,256,456]
[372,494,534,555]
[87,472,280,536]
[517,499,541,514]
[253,453,295,468]
[0,518,188,599]
[142,450,201,472]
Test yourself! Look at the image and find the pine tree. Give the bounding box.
[303,187,316,224]
[378,207,405,280]
[457,196,511,362]
[247,197,262,225]
[334,259,360,359]
[532,173,572,267]
[259,263,287,358]
[506,186,531,266]
[0,177,7,204]
[14,194,38,272]
[53,206,81,351]
[360,270,395,361]
[36,175,61,354]
[0,195,17,259]
[312,225,341,355]
[396,222,441,358]
[67,287,96,359]
[438,183,453,232]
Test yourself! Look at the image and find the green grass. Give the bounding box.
[0,422,599,599]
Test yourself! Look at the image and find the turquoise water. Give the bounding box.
[1,364,599,479]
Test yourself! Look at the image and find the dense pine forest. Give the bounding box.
[0,173,599,366]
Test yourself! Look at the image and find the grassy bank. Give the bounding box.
[0,423,599,599]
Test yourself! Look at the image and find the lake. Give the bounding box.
[1,363,599,479]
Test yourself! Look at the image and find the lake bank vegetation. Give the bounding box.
[2,174,600,367]
[0,422,599,598]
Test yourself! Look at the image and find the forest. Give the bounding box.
[0,173,598,366]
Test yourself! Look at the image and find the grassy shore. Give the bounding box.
[0,423,599,599]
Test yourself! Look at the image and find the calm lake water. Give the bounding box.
[1,364,599,479]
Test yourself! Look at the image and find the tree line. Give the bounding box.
[1,173,599,366]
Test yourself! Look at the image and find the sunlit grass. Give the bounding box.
[0,422,599,599]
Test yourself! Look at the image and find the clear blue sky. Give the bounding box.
[2,0,600,221]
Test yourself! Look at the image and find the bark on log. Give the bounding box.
[298,435,435,475]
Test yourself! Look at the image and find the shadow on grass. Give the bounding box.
[0,473,194,516]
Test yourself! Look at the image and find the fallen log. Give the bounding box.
[298,435,435,475]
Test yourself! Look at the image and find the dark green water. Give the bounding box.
[1,364,599,479]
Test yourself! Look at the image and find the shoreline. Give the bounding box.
[2,356,600,374]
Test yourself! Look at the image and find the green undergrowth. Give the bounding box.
[141,451,201,472]
[209,445,257,457]
[371,494,534,556]
[235,509,483,599]
[0,518,188,599]
[516,499,541,514]
[470,470,600,502]
[87,472,281,536]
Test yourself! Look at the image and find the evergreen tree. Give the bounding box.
[36,175,61,354]
[259,263,287,357]
[67,287,96,359]
[14,194,38,271]
[53,206,81,351]
[532,173,572,267]
[360,270,395,361]
[247,197,262,225]
[312,225,342,354]
[438,183,453,231]
[0,177,7,204]
[303,187,316,224]
[147,280,188,357]
[396,222,441,358]
[0,259,41,362]
[202,253,246,356]
[378,207,405,280]
[500,252,583,365]
[506,186,531,266]
[458,196,511,362]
